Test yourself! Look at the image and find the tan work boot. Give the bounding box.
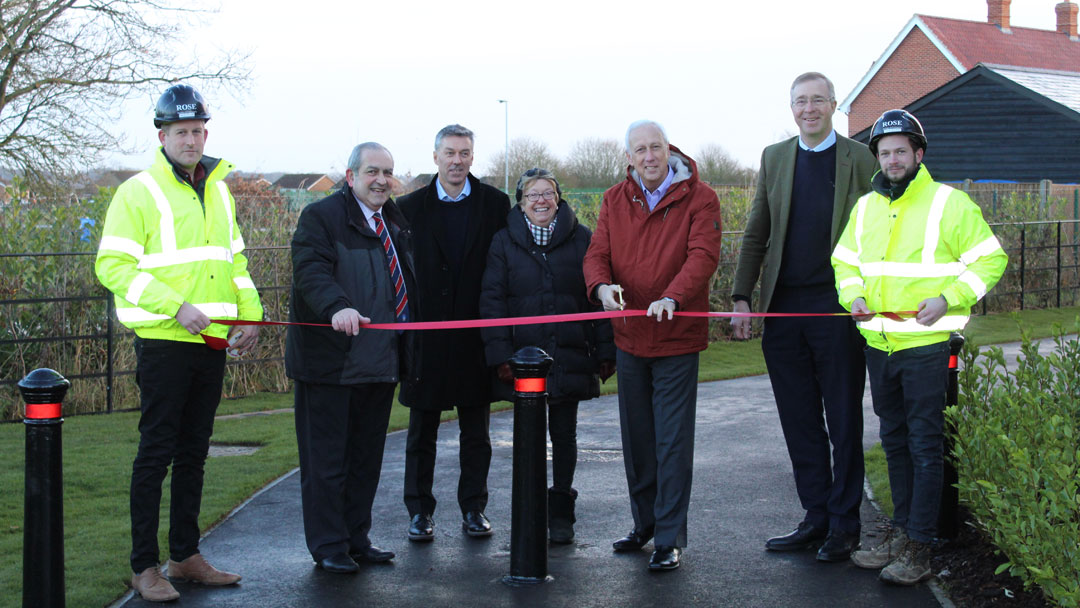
[132,567,180,602]
[851,525,908,569]
[167,553,242,585]
[879,539,932,585]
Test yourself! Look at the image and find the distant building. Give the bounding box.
[272,173,336,209]
[841,0,1080,136]
[272,173,336,193]
[850,64,1080,182]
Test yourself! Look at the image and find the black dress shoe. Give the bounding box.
[350,544,395,563]
[765,521,829,551]
[648,545,682,571]
[462,511,493,537]
[816,529,860,562]
[316,553,359,574]
[408,513,434,542]
[612,527,654,552]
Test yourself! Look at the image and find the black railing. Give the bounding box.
[2,221,1078,419]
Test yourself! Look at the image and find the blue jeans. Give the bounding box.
[865,341,950,543]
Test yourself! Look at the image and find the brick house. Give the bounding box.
[271,173,336,193]
[840,0,1080,135]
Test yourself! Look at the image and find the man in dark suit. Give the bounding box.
[731,72,876,562]
[396,124,511,541]
[287,142,417,573]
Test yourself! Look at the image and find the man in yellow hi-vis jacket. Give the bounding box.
[95,84,262,603]
[831,109,1006,587]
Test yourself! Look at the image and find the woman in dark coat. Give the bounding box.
[479,168,615,544]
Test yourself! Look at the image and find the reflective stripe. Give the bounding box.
[853,195,868,259]
[960,236,1003,265]
[833,245,860,267]
[231,236,245,255]
[958,270,989,299]
[922,184,953,265]
[860,261,964,277]
[125,272,154,305]
[233,276,255,290]
[133,172,177,253]
[857,314,969,333]
[217,181,236,245]
[838,277,864,290]
[98,236,144,259]
[116,307,171,322]
[138,246,234,269]
[116,301,238,323]
[197,302,239,317]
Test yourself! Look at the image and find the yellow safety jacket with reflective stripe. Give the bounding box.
[95,150,263,343]
[831,165,1007,353]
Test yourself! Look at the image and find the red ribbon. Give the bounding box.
[26,402,61,420]
[202,309,917,350]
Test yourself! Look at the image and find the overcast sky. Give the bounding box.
[108,0,1062,178]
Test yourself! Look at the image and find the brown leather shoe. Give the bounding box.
[167,553,242,586]
[132,567,180,602]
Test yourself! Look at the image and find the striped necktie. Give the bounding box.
[373,212,408,323]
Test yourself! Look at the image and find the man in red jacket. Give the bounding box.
[583,120,722,571]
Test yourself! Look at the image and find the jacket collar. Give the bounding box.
[872,164,933,202]
[506,200,578,249]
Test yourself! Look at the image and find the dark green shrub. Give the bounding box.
[949,320,1080,607]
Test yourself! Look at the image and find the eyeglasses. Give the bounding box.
[791,96,834,109]
[524,190,557,203]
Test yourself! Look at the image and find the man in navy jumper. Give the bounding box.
[731,72,876,561]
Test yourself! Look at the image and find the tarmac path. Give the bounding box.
[116,365,952,608]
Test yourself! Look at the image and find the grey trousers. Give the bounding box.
[615,348,699,548]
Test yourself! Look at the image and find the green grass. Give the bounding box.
[0,307,1071,607]
[963,305,1080,346]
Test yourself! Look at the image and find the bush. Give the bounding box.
[948,320,1080,607]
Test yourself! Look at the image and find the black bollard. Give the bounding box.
[938,333,964,540]
[19,368,70,608]
[502,346,553,586]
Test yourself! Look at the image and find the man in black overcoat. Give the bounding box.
[396,124,511,540]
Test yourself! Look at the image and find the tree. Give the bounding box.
[484,137,563,192]
[562,137,624,189]
[696,143,756,186]
[0,0,250,179]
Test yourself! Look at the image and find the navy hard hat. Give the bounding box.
[869,109,926,155]
[154,84,211,128]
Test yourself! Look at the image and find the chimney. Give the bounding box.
[1057,1,1079,40]
[988,0,1011,33]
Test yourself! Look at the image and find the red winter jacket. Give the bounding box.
[583,146,722,357]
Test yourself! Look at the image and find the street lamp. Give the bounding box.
[498,99,509,194]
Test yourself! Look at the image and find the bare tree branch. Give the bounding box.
[0,0,250,180]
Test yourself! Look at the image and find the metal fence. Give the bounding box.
[3,219,1078,419]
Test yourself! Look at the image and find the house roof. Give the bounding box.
[272,173,329,190]
[850,64,1080,141]
[840,13,1080,111]
[987,65,1080,114]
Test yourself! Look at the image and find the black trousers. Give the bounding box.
[762,285,866,534]
[130,338,225,573]
[548,400,579,492]
[403,405,491,517]
[294,380,394,562]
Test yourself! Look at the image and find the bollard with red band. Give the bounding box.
[18,368,70,608]
[503,346,553,586]
[939,333,965,540]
